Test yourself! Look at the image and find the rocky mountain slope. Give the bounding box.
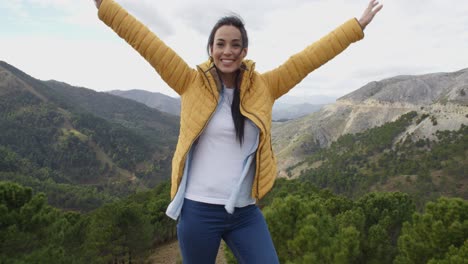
[272,68,468,177]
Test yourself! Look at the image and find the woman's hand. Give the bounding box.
[358,0,383,30]
[94,0,102,9]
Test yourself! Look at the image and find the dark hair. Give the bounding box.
[207,15,248,144]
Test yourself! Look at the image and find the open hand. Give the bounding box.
[358,0,383,30]
[94,0,102,9]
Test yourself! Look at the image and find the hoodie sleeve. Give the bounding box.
[98,0,196,95]
[261,18,364,100]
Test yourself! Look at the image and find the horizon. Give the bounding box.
[1,0,467,98]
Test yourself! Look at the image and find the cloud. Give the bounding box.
[28,0,75,6]
[353,65,436,81]
[0,0,98,30]
[0,1,28,18]
[157,0,315,35]
[118,0,174,37]
[1,0,467,99]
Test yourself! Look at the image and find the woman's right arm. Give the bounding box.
[94,0,196,95]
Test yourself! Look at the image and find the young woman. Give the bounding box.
[93,0,382,263]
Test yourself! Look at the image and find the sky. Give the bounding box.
[1,0,467,100]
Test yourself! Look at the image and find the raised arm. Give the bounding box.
[262,0,383,100]
[94,0,196,95]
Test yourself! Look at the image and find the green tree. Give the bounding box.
[395,197,468,264]
[0,181,85,263]
[357,192,415,263]
[427,240,468,264]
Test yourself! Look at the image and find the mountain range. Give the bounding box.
[272,68,468,177]
[107,89,330,121]
[0,61,179,210]
[1,60,467,209]
[108,89,181,116]
[1,60,466,263]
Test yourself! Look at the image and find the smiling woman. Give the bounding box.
[92,0,382,263]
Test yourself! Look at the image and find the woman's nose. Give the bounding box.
[223,46,233,55]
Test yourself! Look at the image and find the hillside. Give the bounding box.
[273,68,468,177]
[0,61,179,211]
[284,112,466,205]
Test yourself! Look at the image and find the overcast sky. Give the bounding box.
[1,0,467,99]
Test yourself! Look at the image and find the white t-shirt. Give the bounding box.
[185,87,257,205]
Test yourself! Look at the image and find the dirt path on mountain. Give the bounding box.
[147,240,227,264]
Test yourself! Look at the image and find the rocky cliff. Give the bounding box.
[272,68,468,177]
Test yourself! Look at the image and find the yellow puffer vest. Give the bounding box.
[98,0,364,199]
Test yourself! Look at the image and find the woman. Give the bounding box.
[94,0,382,263]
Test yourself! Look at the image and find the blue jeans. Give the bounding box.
[177,199,279,264]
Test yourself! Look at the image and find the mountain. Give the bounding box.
[272,103,324,121]
[0,61,179,211]
[276,94,337,105]
[108,89,329,121]
[272,68,468,177]
[108,89,181,116]
[286,112,466,202]
[272,94,336,120]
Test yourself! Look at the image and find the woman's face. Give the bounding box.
[210,25,247,83]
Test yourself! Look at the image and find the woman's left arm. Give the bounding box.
[262,0,383,100]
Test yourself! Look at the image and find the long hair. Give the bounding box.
[207,15,248,144]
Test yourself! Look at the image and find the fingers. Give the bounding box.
[359,0,383,30]
[373,4,383,15]
[369,0,383,15]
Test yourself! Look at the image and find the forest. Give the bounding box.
[1,179,466,263]
[1,110,467,263]
[0,181,176,263]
